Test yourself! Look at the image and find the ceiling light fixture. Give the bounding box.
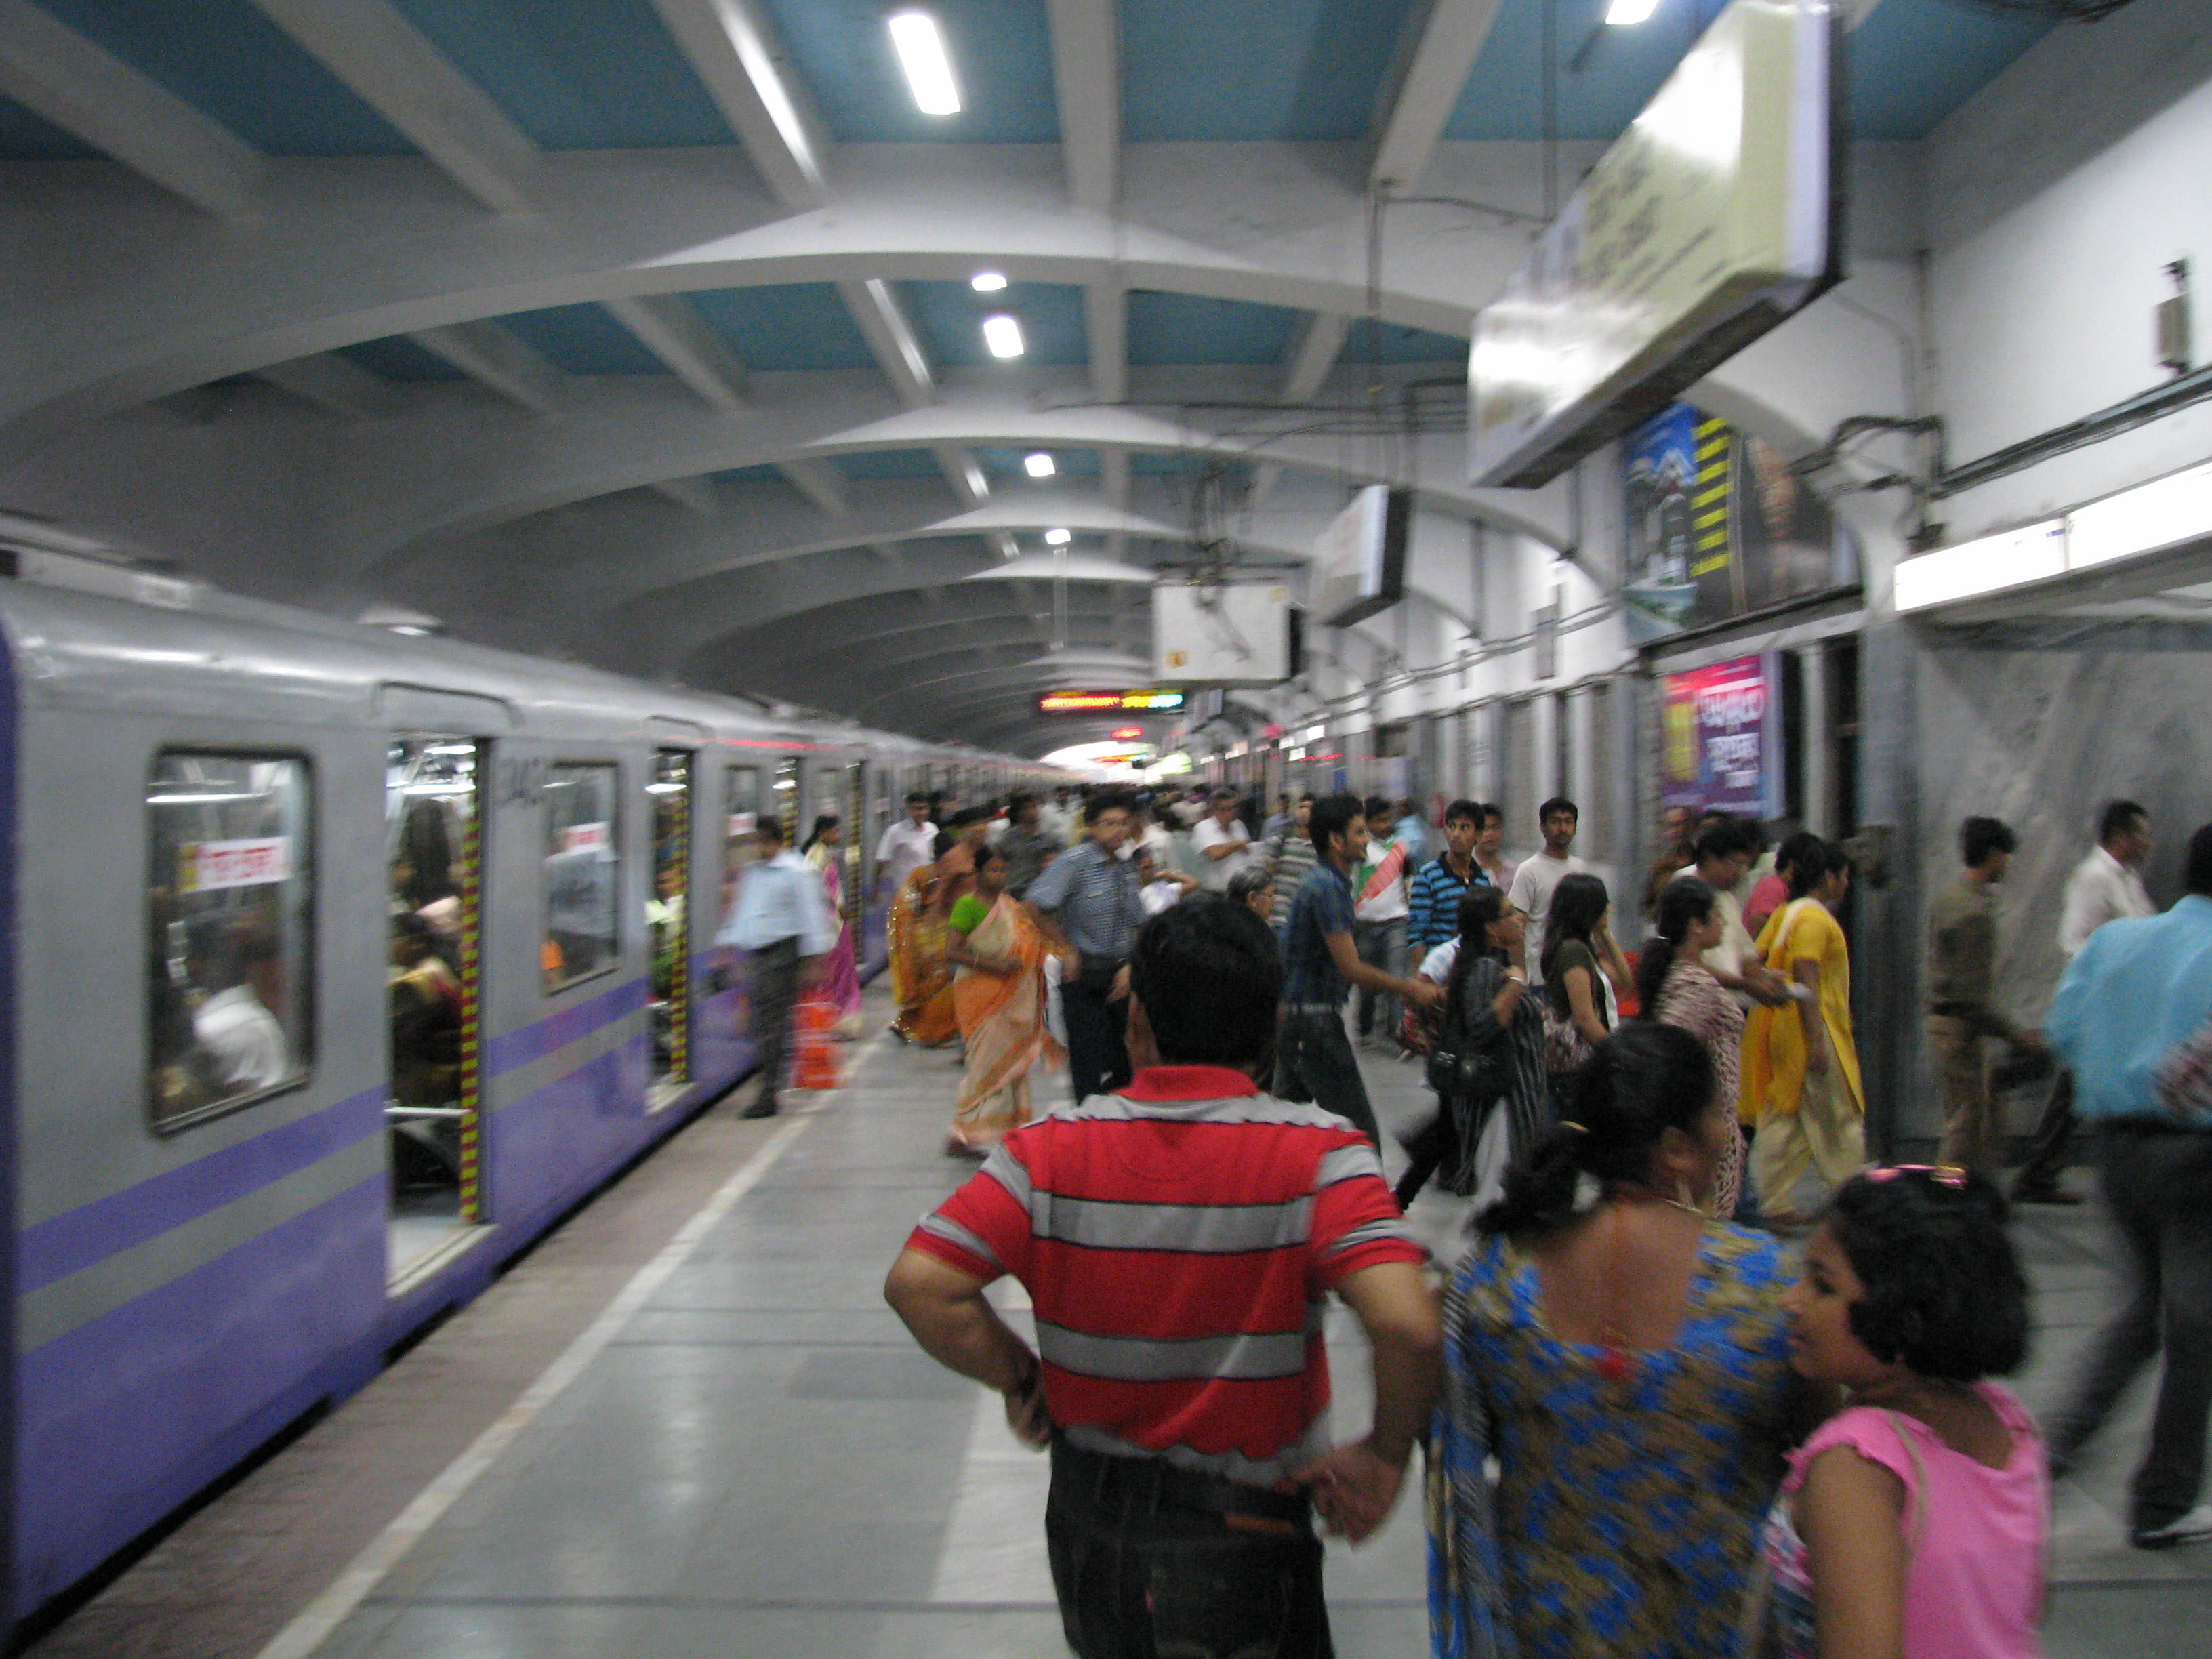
[1023,452,1057,478]
[887,9,962,115]
[1604,0,1659,24]
[1044,527,1072,545]
[982,313,1026,359]
[970,270,1008,292]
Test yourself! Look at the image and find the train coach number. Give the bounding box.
[497,756,547,805]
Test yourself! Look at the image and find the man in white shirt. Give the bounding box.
[2015,800,2157,1202]
[724,816,838,1118]
[188,922,290,1096]
[1192,788,1256,893]
[1668,815,1788,1005]
[1352,796,1414,1048]
[874,792,938,903]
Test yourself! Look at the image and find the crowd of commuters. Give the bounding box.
[859,777,2212,1658]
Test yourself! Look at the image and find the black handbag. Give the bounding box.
[1423,962,1512,1103]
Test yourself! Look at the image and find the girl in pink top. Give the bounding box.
[1762,1166,2048,1658]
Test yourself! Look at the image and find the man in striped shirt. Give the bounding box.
[1407,798,1487,958]
[885,899,1439,1658]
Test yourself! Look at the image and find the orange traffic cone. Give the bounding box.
[794,998,842,1090]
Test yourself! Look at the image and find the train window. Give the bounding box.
[541,761,620,994]
[648,751,691,1092]
[147,752,314,1132]
[721,764,761,926]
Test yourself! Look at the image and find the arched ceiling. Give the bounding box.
[0,0,2049,753]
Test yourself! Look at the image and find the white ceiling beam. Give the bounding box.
[0,0,264,216]
[246,0,537,213]
[777,457,848,516]
[1282,308,1353,409]
[1370,0,1504,192]
[407,322,565,415]
[647,0,829,209]
[1085,281,1127,404]
[258,352,403,419]
[1046,0,1120,211]
[838,277,935,408]
[934,445,991,509]
[602,294,749,411]
[1102,447,1131,557]
[650,474,718,516]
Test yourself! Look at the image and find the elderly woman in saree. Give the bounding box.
[941,844,1062,1155]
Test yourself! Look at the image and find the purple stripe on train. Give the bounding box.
[481,974,649,1078]
[16,1086,384,1294]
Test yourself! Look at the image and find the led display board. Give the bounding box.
[1038,689,1187,714]
[1469,0,1841,489]
[1152,583,1296,687]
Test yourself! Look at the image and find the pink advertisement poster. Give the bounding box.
[1660,653,1783,817]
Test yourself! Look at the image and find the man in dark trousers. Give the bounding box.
[885,898,1440,1658]
[1925,815,2047,1174]
[721,815,835,1118]
[1024,788,1142,1103]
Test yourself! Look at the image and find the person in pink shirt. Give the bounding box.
[1761,1166,2047,1659]
[1743,828,1824,943]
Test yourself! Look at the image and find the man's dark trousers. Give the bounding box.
[2046,1123,2212,1531]
[2013,1069,2078,1193]
[747,936,803,1103]
[1274,1008,1379,1146]
[1045,1439,1332,1659]
[1062,968,1131,1103]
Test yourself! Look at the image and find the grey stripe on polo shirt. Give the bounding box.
[1315,1142,1386,1189]
[979,1143,1033,1208]
[1032,1193,1313,1254]
[1324,1216,1417,1258]
[1038,1321,1313,1383]
[916,1212,1005,1273]
[1063,1092,1362,1132]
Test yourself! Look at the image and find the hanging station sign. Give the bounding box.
[1660,653,1784,818]
[1038,689,1187,714]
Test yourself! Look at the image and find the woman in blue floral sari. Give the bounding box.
[1428,1025,1808,1659]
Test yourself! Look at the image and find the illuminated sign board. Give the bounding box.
[1038,689,1186,714]
[1110,726,1144,740]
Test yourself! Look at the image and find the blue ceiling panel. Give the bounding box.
[0,94,96,160]
[1343,319,1467,365]
[385,0,736,148]
[37,0,414,155]
[832,449,947,479]
[755,0,1060,142]
[685,284,880,371]
[1847,1,2050,141]
[334,337,466,382]
[976,445,1101,479]
[902,279,1088,367]
[1121,0,1420,142]
[1127,291,1300,365]
[499,303,668,375]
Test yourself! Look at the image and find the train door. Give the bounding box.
[843,762,866,915]
[773,754,802,840]
[720,762,762,935]
[647,750,693,1105]
[384,737,485,1282]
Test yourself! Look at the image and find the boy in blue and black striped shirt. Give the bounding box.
[1408,799,1489,957]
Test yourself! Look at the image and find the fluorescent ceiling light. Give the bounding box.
[982,313,1026,359]
[1605,0,1660,24]
[2067,458,2212,570]
[887,10,961,115]
[1023,451,1057,478]
[970,270,1008,293]
[1893,521,2066,613]
[1044,527,1072,545]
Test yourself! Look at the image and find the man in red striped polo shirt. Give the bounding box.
[885,898,1440,1658]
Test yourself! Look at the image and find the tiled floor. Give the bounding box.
[32,985,2212,1658]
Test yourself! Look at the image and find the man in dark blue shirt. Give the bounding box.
[1407,799,1486,958]
[1277,794,1443,1145]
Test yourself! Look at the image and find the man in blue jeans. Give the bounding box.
[2045,821,2212,1548]
[1276,794,1443,1145]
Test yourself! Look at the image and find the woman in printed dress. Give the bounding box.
[1639,876,1748,1218]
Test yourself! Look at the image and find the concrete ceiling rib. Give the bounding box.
[1046,0,1120,212]
[0,0,264,216]
[245,0,538,213]
[405,321,565,415]
[1370,0,1506,194]
[646,0,830,209]
[649,475,719,517]
[601,295,750,411]
[776,457,848,516]
[256,354,403,420]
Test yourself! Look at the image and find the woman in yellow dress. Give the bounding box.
[1740,838,1865,1225]
[941,844,1062,1154]
[887,830,964,1047]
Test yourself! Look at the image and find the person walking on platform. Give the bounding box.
[1351,796,1414,1049]
[801,813,864,1038]
[2013,800,2156,1204]
[1276,794,1442,1145]
[1927,817,2048,1176]
[874,792,937,906]
[2042,823,2212,1549]
[885,899,1441,1659]
[993,790,1061,901]
[943,844,1061,1155]
[1408,800,1486,960]
[1025,789,1143,1104]
[1742,840,1864,1225]
[1473,800,1517,895]
[1510,798,1630,991]
[1192,787,1257,893]
[1265,796,1317,942]
[722,815,836,1119]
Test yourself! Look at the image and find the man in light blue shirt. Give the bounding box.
[2043,821,2212,1549]
[722,815,837,1118]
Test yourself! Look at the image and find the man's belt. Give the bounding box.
[1050,1437,1311,1528]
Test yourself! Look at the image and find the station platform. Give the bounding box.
[28,982,2212,1659]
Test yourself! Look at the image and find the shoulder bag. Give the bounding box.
[1426,960,1513,1104]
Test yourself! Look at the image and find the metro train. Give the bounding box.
[0,522,1067,1630]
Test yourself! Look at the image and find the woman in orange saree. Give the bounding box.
[943,844,1061,1153]
[888,831,965,1046]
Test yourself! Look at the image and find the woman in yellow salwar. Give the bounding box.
[941,844,1061,1155]
[1740,838,1866,1226]
[888,830,966,1046]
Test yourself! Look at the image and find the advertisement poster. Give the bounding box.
[177,837,291,893]
[1624,401,1859,644]
[1660,654,1783,817]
